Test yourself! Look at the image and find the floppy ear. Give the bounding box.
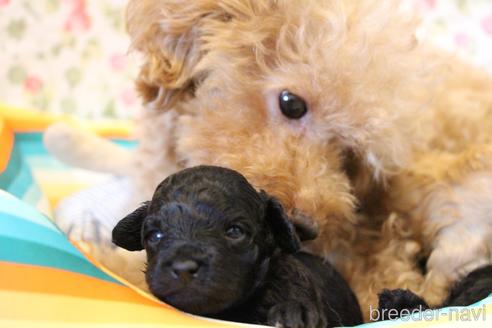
[261,191,301,254]
[126,0,233,110]
[112,202,149,251]
[290,209,319,242]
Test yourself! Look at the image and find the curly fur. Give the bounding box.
[112,166,363,327]
[42,0,492,321]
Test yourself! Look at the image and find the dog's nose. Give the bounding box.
[171,260,200,281]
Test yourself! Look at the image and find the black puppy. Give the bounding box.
[112,165,363,327]
[378,265,492,321]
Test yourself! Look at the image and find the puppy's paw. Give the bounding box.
[378,289,429,321]
[267,301,326,328]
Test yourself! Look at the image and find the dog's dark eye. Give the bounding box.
[225,224,245,240]
[279,90,307,119]
[146,230,164,243]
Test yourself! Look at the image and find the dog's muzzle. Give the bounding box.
[170,259,200,283]
[164,243,208,284]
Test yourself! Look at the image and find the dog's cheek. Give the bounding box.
[144,257,159,288]
[144,247,170,283]
[235,244,263,280]
[220,242,259,276]
[144,246,159,262]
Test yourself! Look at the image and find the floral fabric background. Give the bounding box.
[0,0,138,119]
[0,0,491,120]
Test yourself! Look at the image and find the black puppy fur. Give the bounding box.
[112,165,363,327]
[378,265,492,321]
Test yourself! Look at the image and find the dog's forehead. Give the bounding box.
[149,166,265,217]
[156,166,256,196]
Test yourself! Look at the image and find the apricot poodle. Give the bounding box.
[45,0,492,320]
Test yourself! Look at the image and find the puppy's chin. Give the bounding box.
[150,284,239,315]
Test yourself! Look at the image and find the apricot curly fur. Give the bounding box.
[125,0,492,320]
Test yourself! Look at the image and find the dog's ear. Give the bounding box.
[290,209,319,242]
[261,191,301,254]
[112,202,149,251]
[126,0,241,110]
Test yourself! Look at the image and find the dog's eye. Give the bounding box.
[225,224,245,240]
[279,90,307,119]
[146,230,164,243]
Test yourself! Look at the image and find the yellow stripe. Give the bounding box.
[0,320,214,328]
[36,179,96,209]
[71,240,162,304]
[0,290,236,326]
[0,320,268,328]
[0,262,153,304]
[0,103,134,138]
[0,319,268,328]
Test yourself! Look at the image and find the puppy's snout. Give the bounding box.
[163,243,210,283]
[171,259,201,281]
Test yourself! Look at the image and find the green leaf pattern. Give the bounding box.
[0,0,138,119]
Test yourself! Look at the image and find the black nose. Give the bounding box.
[171,260,200,281]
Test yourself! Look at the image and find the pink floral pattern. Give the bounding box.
[423,0,436,10]
[24,76,43,94]
[417,0,492,71]
[0,0,137,119]
[64,0,91,33]
[0,0,490,119]
[482,15,492,36]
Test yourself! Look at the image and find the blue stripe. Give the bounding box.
[0,191,57,231]
[113,139,137,149]
[7,161,33,197]
[15,133,49,156]
[2,149,33,198]
[22,184,43,207]
[0,212,82,258]
[0,235,120,284]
